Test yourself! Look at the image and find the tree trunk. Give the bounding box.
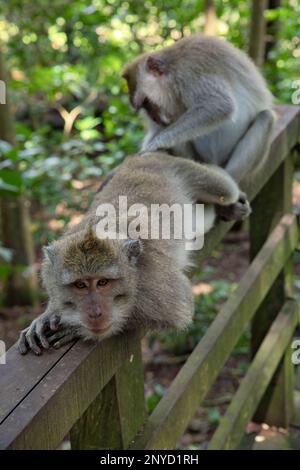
[265,0,281,59]
[0,47,38,306]
[249,0,268,66]
[204,0,217,36]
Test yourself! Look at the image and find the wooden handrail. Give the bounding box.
[130,214,298,449]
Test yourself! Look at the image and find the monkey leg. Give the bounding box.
[138,261,194,331]
[47,325,82,349]
[225,109,276,183]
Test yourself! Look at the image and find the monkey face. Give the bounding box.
[65,276,131,336]
[41,229,143,339]
[123,55,173,127]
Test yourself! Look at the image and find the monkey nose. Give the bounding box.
[88,308,102,319]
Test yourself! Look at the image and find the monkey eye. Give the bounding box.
[97,278,109,288]
[73,280,87,289]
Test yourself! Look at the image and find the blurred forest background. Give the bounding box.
[0,0,300,448]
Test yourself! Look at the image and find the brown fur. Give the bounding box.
[18,152,250,355]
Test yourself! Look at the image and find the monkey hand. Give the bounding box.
[140,133,167,153]
[18,310,81,355]
[216,192,252,222]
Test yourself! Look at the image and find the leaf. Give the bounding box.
[75,117,101,131]
[20,147,43,159]
[0,246,13,262]
[0,140,13,154]
[0,264,12,280]
[0,178,19,193]
[207,408,221,425]
[0,169,23,188]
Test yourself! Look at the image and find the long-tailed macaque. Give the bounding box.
[122,35,275,182]
[18,153,251,355]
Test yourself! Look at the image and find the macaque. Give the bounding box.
[122,35,276,182]
[18,152,251,355]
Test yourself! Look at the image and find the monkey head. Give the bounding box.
[122,53,178,127]
[41,226,143,340]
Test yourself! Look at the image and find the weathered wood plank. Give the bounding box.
[70,335,146,449]
[0,342,75,424]
[208,300,300,450]
[130,214,298,450]
[0,329,141,449]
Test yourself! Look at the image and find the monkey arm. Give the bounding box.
[141,115,162,152]
[142,78,235,152]
[225,109,276,182]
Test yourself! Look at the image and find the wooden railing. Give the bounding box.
[0,105,299,450]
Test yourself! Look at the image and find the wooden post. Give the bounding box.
[70,334,146,449]
[204,0,217,36]
[249,0,268,66]
[250,153,294,426]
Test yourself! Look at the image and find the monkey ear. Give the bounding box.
[146,56,166,76]
[43,245,56,265]
[123,239,143,264]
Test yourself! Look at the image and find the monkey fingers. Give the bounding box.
[18,323,44,356]
[142,138,163,153]
[48,326,81,349]
[49,313,61,331]
[216,194,252,222]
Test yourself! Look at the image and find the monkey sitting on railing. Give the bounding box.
[123,35,275,183]
[18,153,251,355]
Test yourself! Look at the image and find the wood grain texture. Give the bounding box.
[70,335,146,450]
[0,330,140,449]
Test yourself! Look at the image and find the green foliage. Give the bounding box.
[146,383,166,413]
[207,407,221,425]
[263,0,300,103]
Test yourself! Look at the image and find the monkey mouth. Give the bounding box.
[85,324,112,334]
[142,97,168,127]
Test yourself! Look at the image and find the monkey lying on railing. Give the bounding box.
[18,153,251,355]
